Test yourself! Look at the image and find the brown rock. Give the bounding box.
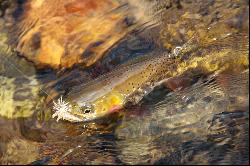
[11,0,136,69]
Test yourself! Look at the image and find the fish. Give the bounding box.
[52,25,249,123]
[51,49,176,122]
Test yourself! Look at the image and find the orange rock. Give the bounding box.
[12,0,135,69]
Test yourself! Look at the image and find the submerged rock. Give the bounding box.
[0,75,43,119]
[156,0,249,50]
[8,0,154,69]
[0,138,38,165]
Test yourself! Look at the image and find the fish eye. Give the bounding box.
[83,108,92,114]
[79,107,93,114]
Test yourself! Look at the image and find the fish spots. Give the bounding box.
[169,64,176,71]
[127,82,135,90]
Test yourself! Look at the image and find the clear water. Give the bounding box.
[0,0,249,165]
[0,49,248,165]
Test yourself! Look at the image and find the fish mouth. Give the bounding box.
[53,111,85,122]
[52,96,86,122]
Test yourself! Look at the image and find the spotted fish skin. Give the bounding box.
[57,34,196,122]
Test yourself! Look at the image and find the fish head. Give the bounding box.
[69,102,97,122]
[52,96,97,122]
[52,92,124,122]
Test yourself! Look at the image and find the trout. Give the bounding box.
[52,29,249,122]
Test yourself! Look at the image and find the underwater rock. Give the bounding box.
[9,0,151,69]
[156,0,249,50]
[0,18,45,119]
[0,76,42,119]
[0,138,38,165]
